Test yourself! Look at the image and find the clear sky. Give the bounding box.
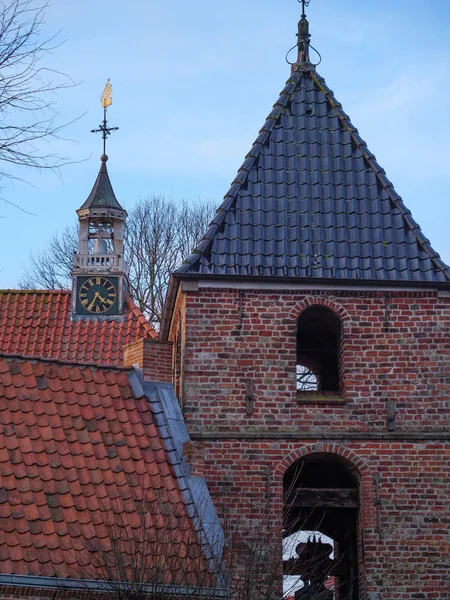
[2,0,450,287]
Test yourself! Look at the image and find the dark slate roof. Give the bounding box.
[78,157,124,212]
[177,65,450,284]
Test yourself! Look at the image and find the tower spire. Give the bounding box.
[91,79,119,160]
[72,80,128,318]
[296,0,311,66]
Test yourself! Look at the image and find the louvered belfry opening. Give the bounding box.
[283,454,359,600]
[296,307,341,393]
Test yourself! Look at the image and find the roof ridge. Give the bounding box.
[309,70,450,283]
[0,351,135,372]
[175,68,303,275]
[0,289,70,295]
[125,295,158,338]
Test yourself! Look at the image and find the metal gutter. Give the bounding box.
[171,272,450,289]
[0,573,228,596]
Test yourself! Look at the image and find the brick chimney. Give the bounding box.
[124,339,173,383]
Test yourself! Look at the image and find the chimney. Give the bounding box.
[124,339,173,383]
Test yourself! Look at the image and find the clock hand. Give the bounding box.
[87,291,100,312]
[97,294,108,304]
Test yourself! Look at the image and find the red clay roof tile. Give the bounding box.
[0,291,156,365]
[0,355,201,580]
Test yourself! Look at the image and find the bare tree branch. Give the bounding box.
[0,0,80,204]
[74,475,344,600]
[19,196,217,327]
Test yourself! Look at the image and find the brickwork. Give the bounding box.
[183,441,206,477]
[124,338,173,383]
[170,286,450,599]
[177,289,450,433]
[0,585,111,599]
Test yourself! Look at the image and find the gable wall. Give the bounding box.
[171,285,450,599]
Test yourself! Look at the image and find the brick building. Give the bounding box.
[159,8,450,600]
[1,7,450,600]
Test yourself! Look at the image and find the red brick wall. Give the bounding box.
[124,339,173,383]
[171,286,450,599]
[0,585,110,599]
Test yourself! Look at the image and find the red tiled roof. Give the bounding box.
[0,291,156,365]
[0,354,202,580]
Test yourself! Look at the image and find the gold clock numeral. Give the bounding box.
[96,277,101,285]
[106,299,114,306]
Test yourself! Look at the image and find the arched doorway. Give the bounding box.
[283,453,359,599]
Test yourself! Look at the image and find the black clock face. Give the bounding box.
[76,276,118,315]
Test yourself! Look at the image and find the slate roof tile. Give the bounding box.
[0,355,205,579]
[0,291,156,364]
[178,66,450,284]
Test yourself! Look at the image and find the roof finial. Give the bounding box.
[297,0,311,65]
[90,79,119,162]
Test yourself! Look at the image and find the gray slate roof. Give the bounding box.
[177,66,450,284]
[79,158,124,211]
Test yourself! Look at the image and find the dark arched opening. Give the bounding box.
[297,307,341,393]
[283,454,359,599]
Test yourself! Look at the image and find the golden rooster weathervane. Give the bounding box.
[91,79,119,157]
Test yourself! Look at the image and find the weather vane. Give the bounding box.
[91,79,119,157]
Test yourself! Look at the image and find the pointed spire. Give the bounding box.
[295,0,311,67]
[78,154,124,212]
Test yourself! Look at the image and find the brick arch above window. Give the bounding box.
[273,443,369,480]
[287,296,352,328]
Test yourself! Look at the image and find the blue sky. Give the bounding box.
[2,0,450,287]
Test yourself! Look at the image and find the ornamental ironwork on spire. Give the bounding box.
[78,79,124,214]
[296,0,311,66]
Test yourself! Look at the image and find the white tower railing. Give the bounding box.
[73,253,129,275]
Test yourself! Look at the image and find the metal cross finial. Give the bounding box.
[91,79,119,158]
[300,0,311,18]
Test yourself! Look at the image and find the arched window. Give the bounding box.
[283,454,359,599]
[297,307,341,393]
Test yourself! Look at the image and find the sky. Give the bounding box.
[2,0,450,287]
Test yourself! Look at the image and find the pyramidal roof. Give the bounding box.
[176,20,450,286]
[78,155,124,212]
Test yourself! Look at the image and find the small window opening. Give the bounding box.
[297,307,341,393]
[296,362,319,392]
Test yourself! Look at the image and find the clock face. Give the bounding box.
[76,276,119,315]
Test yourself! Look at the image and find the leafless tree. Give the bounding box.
[19,196,217,326]
[76,478,342,600]
[19,223,77,288]
[0,0,77,209]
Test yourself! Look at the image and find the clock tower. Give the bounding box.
[72,80,128,318]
